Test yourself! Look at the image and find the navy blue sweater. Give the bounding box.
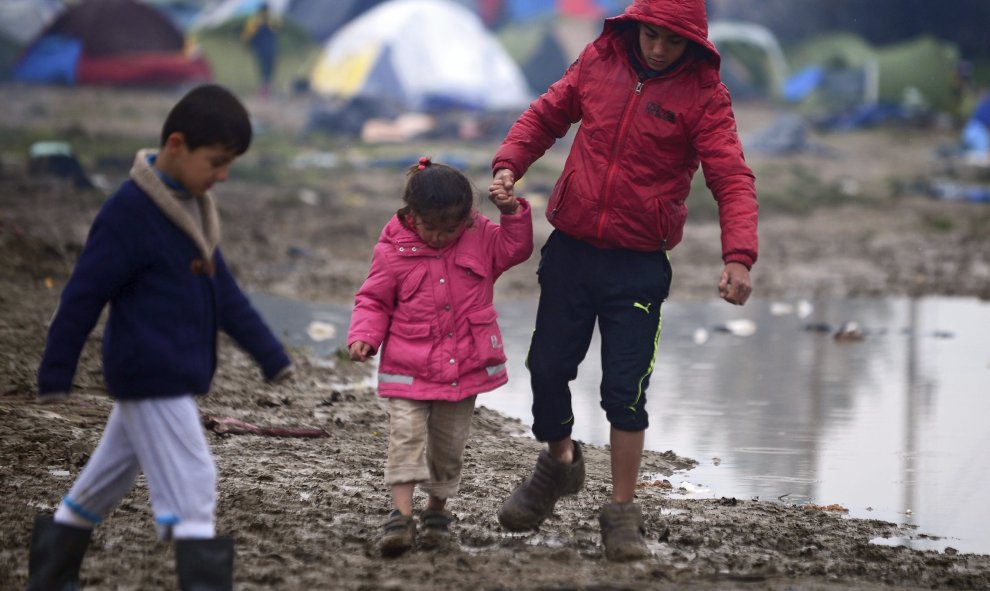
[38,177,290,399]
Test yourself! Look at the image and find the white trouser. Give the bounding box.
[54,395,217,540]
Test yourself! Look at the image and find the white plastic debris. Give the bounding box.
[769,301,794,316]
[306,321,337,342]
[719,318,757,337]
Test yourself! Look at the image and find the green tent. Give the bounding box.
[709,21,789,101]
[787,32,875,72]
[787,33,960,114]
[875,36,958,112]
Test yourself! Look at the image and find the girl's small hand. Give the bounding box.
[489,169,518,214]
[492,193,519,215]
[349,341,373,362]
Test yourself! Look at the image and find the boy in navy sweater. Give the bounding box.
[30,84,292,591]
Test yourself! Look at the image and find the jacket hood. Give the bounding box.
[602,0,720,70]
[381,214,421,245]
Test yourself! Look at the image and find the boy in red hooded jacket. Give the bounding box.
[489,0,758,561]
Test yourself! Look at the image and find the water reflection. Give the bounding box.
[249,293,990,556]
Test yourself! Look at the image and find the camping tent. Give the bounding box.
[709,21,789,101]
[144,0,209,32]
[194,0,385,42]
[0,0,62,79]
[474,0,628,27]
[310,0,532,113]
[874,36,958,113]
[784,33,960,119]
[12,0,211,86]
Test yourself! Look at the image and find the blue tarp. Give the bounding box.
[783,66,825,103]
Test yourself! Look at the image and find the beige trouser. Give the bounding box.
[385,396,477,499]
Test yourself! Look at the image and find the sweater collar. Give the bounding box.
[130,148,221,259]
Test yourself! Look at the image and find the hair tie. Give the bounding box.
[417,156,431,171]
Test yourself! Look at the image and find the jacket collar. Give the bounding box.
[130,149,221,260]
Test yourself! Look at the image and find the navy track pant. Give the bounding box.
[527,230,672,442]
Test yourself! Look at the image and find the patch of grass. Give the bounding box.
[920,212,955,232]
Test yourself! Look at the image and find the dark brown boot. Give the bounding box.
[497,442,584,531]
[599,502,650,562]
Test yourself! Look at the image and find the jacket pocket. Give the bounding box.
[548,170,576,222]
[655,197,669,246]
[467,307,507,366]
[381,321,434,377]
[454,254,489,280]
[398,264,428,302]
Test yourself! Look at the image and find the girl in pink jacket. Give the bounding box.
[347,158,533,556]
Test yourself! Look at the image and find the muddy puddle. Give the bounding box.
[249,293,990,556]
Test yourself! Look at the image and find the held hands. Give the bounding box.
[348,341,374,362]
[719,262,752,306]
[488,168,519,215]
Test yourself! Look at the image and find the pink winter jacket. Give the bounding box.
[492,0,758,268]
[347,200,533,401]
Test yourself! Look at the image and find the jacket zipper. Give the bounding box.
[596,79,644,240]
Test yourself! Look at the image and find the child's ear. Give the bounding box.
[162,132,187,153]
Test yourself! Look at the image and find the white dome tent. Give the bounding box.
[310,0,533,113]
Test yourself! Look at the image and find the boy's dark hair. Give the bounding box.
[160,84,252,154]
[397,159,475,227]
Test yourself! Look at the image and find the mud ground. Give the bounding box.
[1,86,990,590]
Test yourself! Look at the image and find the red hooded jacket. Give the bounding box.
[492,0,758,268]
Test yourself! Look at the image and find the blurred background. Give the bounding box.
[4,0,990,204]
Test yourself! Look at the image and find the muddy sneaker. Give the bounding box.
[380,510,416,557]
[497,442,585,531]
[599,502,650,562]
[418,508,453,550]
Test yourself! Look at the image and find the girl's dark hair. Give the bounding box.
[397,158,475,227]
[160,84,252,154]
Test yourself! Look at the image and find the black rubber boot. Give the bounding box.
[27,514,92,591]
[174,537,234,591]
[497,441,585,531]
